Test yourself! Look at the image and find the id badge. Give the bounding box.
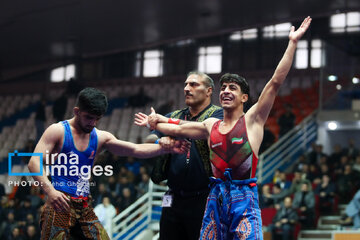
[162,193,173,207]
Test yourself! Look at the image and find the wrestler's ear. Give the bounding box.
[241,94,248,103]
[73,107,80,116]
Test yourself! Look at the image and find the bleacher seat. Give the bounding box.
[261,207,277,226]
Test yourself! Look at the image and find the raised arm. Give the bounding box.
[101,131,189,158]
[247,16,312,125]
[135,107,192,130]
[28,124,70,211]
[135,108,211,140]
[156,120,209,140]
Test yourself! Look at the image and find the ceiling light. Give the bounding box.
[328,121,338,130]
[328,75,338,81]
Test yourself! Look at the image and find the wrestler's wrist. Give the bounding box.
[43,183,56,195]
[289,39,298,46]
[157,114,168,123]
[168,118,180,125]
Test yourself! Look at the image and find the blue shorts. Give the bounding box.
[199,169,263,240]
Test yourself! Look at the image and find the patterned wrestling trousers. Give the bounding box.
[200,169,263,240]
[40,194,110,240]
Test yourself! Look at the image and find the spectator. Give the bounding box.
[300,164,313,182]
[300,163,317,183]
[329,144,344,169]
[118,187,135,212]
[25,214,37,230]
[107,176,120,199]
[288,171,311,196]
[94,196,117,236]
[269,196,298,240]
[319,163,330,177]
[18,199,36,222]
[340,189,360,228]
[135,165,149,184]
[292,154,308,172]
[273,170,281,184]
[309,164,319,183]
[278,104,295,137]
[93,183,111,206]
[118,166,135,184]
[278,172,291,190]
[292,182,315,229]
[9,226,24,240]
[136,173,150,198]
[259,184,274,208]
[118,175,136,197]
[337,164,357,203]
[3,198,17,220]
[271,183,286,209]
[0,212,18,239]
[353,155,360,173]
[313,163,329,185]
[344,139,359,160]
[307,143,327,166]
[334,155,350,176]
[24,225,39,240]
[315,174,336,214]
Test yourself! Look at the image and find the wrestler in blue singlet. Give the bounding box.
[51,120,97,197]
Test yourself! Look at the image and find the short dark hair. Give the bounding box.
[187,71,215,90]
[75,88,108,116]
[219,73,249,95]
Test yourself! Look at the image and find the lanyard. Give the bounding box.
[184,114,199,164]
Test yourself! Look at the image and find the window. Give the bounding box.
[50,64,75,82]
[198,46,222,74]
[330,12,360,33]
[229,28,258,41]
[295,39,325,69]
[310,39,324,68]
[295,40,308,69]
[143,50,163,77]
[262,22,291,38]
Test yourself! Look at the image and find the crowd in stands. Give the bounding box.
[259,139,360,240]
[0,143,153,239]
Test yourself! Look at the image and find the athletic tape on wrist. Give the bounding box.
[168,118,180,125]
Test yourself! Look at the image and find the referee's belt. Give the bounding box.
[170,188,209,198]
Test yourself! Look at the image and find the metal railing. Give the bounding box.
[257,112,318,184]
[112,181,167,240]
